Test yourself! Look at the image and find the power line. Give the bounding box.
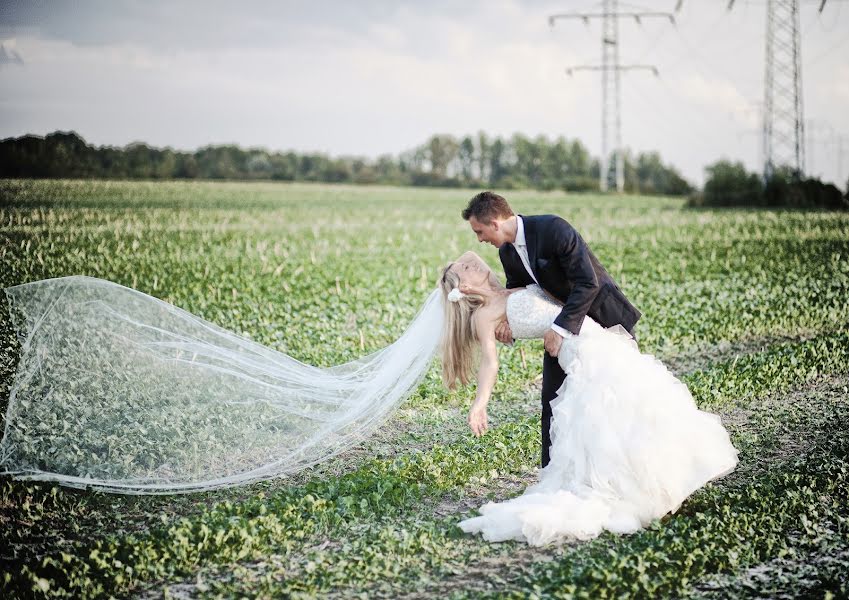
[813,0,843,31]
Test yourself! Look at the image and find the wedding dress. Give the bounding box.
[0,276,442,494]
[458,285,739,545]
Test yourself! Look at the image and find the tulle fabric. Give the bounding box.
[0,276,442,494]
[459,314,739,546]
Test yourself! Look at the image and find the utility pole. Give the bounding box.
[549,0,674,193]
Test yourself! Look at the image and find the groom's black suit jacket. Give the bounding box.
[498,214,641,336]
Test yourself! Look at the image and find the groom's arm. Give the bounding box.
[550,218,600,336]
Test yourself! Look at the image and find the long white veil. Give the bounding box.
[0,276,443,494]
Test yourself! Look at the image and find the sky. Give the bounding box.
[1,0,848,187]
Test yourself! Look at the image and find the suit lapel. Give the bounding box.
[502,243,524,278]
[521,214,539,278]
[500,237,533,287]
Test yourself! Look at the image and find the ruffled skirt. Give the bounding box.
[458,324,738,545]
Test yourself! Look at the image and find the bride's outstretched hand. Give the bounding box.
[468,400,489,437]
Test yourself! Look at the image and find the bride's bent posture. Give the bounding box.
[439,252,738,546]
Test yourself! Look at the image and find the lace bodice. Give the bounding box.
[506,285,567,339]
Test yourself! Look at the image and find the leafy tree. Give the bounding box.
[568,140,591,176]
[475,131,490,183]
[691,160,846,209]
[458,136,476,184]
[425,135,459,178]
[700,160,763,207]
[634,151,692,196]
[175,154,199,179]
[245,152,272,179]
[488,138,507,186]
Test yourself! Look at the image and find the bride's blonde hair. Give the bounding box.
[438,264,485,389]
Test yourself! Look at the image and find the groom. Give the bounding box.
[462,191,641,468]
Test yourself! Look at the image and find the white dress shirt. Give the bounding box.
[513,216,571,338]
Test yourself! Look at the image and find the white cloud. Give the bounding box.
[679,74,755,127]
[0,45,24,66]
[831,66,849,101]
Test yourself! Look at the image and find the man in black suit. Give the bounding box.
[462,191,641,468]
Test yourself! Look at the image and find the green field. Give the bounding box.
[1,179,848,598]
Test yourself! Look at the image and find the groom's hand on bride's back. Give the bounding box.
[495,321,513,345]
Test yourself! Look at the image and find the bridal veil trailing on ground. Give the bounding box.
[0,276,443,494]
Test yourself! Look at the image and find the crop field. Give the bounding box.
[1,179,848,598]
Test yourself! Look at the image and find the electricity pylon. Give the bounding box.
[726,0,836,181]
[549,0,674,192]
[762,0,805,180]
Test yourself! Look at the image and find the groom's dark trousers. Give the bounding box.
[499,214,641,468]
[540,353,564,467]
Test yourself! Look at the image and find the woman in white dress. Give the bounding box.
[438,251,738,546]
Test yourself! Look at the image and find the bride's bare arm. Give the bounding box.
[468,312,498,437]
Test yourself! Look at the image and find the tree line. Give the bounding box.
[688,160,848,210]
[0,130,692,195]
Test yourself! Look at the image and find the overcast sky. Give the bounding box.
[1,0,847,186]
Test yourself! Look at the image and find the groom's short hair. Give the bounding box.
[462,191,514,224]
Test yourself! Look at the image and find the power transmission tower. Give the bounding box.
[549,1,674,193]
[762,0,805,180]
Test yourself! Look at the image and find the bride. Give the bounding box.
[438,251,738,545]
[0,258,735,521]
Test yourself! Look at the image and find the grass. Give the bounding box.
[0,179,848,598]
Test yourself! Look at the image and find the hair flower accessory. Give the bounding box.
[447,288,466,303]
